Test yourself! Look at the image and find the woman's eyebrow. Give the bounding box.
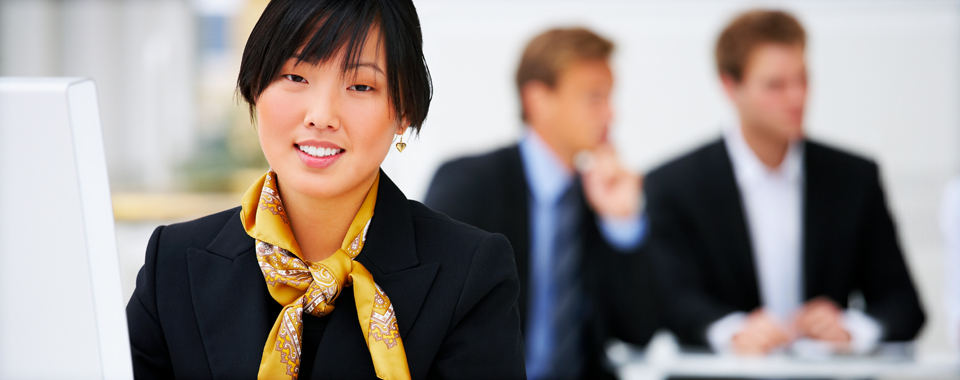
[348,62,384,75]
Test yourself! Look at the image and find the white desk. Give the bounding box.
[611,333,960,380]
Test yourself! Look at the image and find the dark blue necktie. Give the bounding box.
[543,182,586,379]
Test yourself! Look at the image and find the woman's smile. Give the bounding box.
[295,141,345,169]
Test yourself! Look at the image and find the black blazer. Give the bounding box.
[424,145,660,379]
[644,138,925,347]
[126,172,526,379]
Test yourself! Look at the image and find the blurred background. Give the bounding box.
[1,0,957,363]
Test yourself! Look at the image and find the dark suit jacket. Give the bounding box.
[644,138,925,347]
[126,172,526,379]
[424,145,660,379]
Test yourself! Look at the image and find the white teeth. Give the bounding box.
[299,145,341,158]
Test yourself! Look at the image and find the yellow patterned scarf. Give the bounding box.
[240,171,410,380]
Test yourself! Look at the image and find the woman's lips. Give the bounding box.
[295,143,344,169]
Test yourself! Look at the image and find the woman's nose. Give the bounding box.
[303,88,341,130]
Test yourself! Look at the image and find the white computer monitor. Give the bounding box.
[0,77,133,380]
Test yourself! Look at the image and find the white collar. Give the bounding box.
[723,123,804,187]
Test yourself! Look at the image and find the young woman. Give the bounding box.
[125,1,526,379]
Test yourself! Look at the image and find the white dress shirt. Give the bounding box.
[941,177,960,349]
[706,125,882,355]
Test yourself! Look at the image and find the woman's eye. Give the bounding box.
[349,85,374,92]
[284,74,306,83]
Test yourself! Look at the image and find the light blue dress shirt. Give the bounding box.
[518,130,647,379]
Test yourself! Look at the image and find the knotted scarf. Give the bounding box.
[240,171,410,380]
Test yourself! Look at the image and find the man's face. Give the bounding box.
[535,59,614,160]
[725,43,807,143]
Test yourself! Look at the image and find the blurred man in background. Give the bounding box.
[425,28,659,379]
[645,10,924,355]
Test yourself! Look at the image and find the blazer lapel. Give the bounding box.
[187,209,277,379]
[706,140,762,308]
[313,171,439,366]
[801,141,828,300]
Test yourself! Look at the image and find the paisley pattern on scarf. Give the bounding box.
[240,171,411,380]
[369,284,402,349]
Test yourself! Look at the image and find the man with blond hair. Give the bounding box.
[426,27,659,379]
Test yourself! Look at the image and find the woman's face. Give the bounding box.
[256,27,404,201]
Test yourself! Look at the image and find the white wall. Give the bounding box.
[379,0,960,353]
[0,0,196,191]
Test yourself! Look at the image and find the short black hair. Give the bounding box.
[237,0,432,133]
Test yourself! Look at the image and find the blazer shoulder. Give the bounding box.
[431,146,519,186]
[804,140,880,191]
[424,145,524,220]
[407,199,518,300]
[805,139,879,175]
[409,200,493,243]
[408,199,515,267]
[646,138,726,190]
[154,206,243,252]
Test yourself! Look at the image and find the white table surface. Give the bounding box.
[611,332,960,380]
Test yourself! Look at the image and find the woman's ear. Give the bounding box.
[396,118,410,136]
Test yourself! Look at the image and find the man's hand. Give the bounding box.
[579,144,642,219]
[732,309,792,356]
[794,297,851,342]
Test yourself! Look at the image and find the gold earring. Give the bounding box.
[396,134,406,152]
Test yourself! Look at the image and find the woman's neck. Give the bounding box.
[278,172,378,263]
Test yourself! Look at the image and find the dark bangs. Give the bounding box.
[237,0,432,133]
